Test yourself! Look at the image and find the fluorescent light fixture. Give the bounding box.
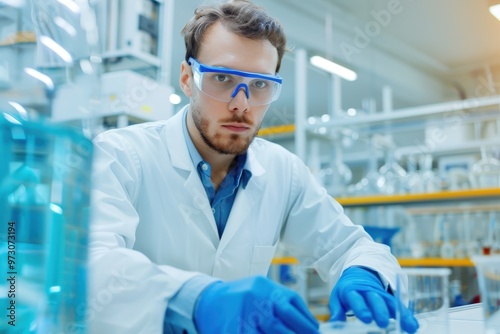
[490,3,500,21]
[0,0,25,7]
[310,55,357,81]
[24,67,54,90]
[57,0,80,13]
[40,35,73,64]
[54,16,77,36]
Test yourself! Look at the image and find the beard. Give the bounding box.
[190,104,262,155]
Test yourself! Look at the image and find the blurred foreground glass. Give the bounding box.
[396,268,451,334]
[471,255,500,333]
[0,0,100,332]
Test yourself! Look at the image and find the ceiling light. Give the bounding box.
[489,1,500,20]
[310,55,357,81]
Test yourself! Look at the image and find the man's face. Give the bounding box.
[180,22,279,155]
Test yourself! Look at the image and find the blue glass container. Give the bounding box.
[0,118,93,333]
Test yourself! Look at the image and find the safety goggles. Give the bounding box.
[188,57,282,106]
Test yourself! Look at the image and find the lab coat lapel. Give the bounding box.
[165,107,220,247]
[217,142,266,252]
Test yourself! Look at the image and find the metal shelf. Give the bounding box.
[305,94,500,131]
[335,187,500,207]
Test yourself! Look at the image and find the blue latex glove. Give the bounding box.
[194,275,319,334]
[329,267,419,334]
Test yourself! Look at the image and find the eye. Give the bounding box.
[213,74,231,83]
[252,80,268,89]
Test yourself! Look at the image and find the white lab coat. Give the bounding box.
[87,106,405,333]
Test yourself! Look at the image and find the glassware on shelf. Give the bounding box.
[376,144,407,195]
[470,146,500,188]
[347,135,381,196]
[440,214,455,258]
[418,154,441,193]
[482,211,496,255]
[491,212,500,255]
[317,140,352,197]
[463,212,481,258]
[406,218,425,258]
[403,155,421,193]
[454,213,467,259]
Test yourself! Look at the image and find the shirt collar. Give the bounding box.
[181,108,252,188]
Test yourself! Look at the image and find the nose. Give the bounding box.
[228,86,250,113]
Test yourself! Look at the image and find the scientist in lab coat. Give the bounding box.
[88,0,418,333]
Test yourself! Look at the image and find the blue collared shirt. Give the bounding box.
[182,109,252,237]
[164,108,252,333]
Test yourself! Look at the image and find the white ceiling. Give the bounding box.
[170,0,500,125]
[335,0,500,71]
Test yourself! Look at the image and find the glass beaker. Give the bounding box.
[396,268,451,334]
[0,0,100,332]
[0,120,93,333]
[471,255,500,333]
[470,147,500,189]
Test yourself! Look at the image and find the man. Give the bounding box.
[88,0,418,333]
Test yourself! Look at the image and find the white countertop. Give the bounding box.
[319,303,486,333]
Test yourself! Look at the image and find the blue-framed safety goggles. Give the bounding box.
[188,57,282,106]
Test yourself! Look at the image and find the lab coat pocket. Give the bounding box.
[250,244,278,275]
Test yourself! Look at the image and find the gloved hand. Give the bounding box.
[194,275,319,334]
[329,267,419,334]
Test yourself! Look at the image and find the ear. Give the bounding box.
[179,60,193,98]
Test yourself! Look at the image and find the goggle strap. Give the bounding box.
[189,57,282,84]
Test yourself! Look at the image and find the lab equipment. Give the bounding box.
[194,275,319,333]
[100,70,174,125]
[471,255,500,333]
[96,0,162,61]
[376,142,407,195]
[362,226,400,248]
[470,147,500,188]
[396,268,451,334]
[329,267,419,333]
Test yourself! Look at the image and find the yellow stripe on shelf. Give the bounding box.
[398,258,474,267]
[336,187,500,207]
[271,257,300,265]
[258,124,295,137]
[273,257,476,267]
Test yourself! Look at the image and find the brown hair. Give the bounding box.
[181,0,288,72]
